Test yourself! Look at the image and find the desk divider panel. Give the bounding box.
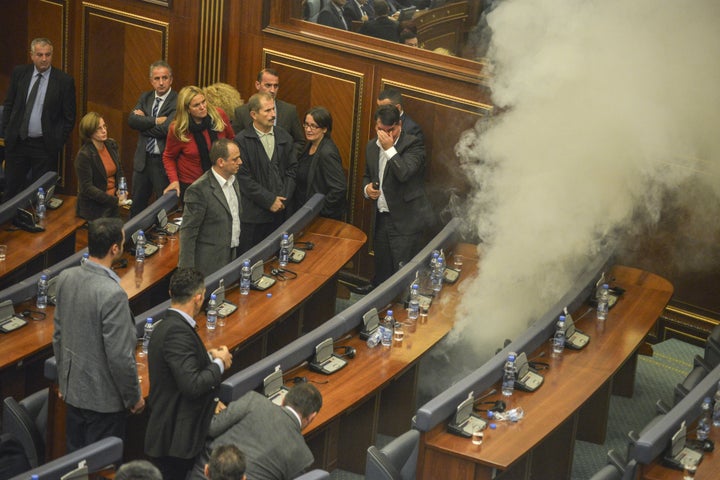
[218,218,462,404]
[413,248,614,432]
[632,362,720,464]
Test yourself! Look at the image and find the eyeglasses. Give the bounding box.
[303,123,321,131]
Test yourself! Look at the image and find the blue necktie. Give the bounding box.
[146,97,162,154]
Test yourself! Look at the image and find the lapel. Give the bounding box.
[43,70,59,114]
[158,90,178,116]
[208,170,233,216]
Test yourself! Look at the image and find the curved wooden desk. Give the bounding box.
[418,266,673,480]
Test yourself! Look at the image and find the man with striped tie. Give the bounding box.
[128,60,178,216]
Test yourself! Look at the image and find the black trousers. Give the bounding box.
[130,153,169,217]
[239,216,285,255]
[372,212,423,286]
[65,404,126,454]
[2,137,56,203]
[150,455,195,480]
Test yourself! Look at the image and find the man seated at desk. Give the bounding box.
[190,383,323,480]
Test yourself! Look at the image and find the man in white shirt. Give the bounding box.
[179,138,242,276]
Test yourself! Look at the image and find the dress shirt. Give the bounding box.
[254,126,276,160]
[87,258,122,284]
[27,67,50,138]
[167,307,225,374]
[210,167,241,248]
[148,89,172,154]
[375,133,401,213]
[285,405,303,427]
[333,3,349,29]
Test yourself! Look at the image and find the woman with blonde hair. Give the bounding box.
[204,82,244,132]
[162,85,234,199]
[75,112,126,220]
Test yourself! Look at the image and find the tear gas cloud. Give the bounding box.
[420,0,720,396]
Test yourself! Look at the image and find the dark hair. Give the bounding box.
[374,104,400,126]
[257,68,279,82]
[248,92,273,113]
[377,88,403,107]
[88,217,123,258]
[210,138,235,166]
[373,0,389,17]
[169,268,205,304]
[284,382,322,418]
[400,29,418,44]
[305,106,333,134]
[208,445,246,480]
[115,460,162,480]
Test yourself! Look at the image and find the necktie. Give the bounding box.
[146,97,162,153]
[20,73,42,140]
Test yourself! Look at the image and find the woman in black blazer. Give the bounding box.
[75,112,126,220]
[293,106,347,220]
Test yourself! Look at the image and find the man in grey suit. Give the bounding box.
[179,138,242,276]
[2,37,76,202]
[128,60,178,216]
[52,217,144,453]
[233,68,305,155]
[189,383,322,480]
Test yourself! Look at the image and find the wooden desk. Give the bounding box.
[418,266,673,480]
[641,427,717,480]
[274,243,480,474]
[0,196,84,289]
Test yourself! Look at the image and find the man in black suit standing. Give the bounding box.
[363,104,433,287]
[233,68,304,155]
[377,87,424,144]
[318,0,350,30]
[359,1,401,42]
[235,93,298,253]
[145,268,233,480]
[2,38,76,202]
[127,60,177,216]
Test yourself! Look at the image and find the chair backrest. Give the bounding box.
[2,388,49,468]
[295,469,330,480]
[8,436,123,480]
[365,429,420,480]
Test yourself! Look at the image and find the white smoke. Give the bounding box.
[421,0,720,396]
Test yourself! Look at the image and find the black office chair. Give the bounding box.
[674,355,712,405]
[2,388,49,468]
[588,450,637,480]
[365,429,420,480]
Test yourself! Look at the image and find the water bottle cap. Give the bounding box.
[412,284,419,290]
[243,259,250,266]
[139,229,144,235]
[508,354,516,361]
[387,310,393,316]
[704,396,712,404]
[602,283,609,288]
[282,233,289,239]
[211,293,217,300]
[489,423,497,429]
[487,411,495,419]
[40,274,47,280]
[38,187,44,193]
[559,315,566,321]
[437,257,444,264]
[146,317,153,324]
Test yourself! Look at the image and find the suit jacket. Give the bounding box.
[359,16,400,42]
[233,99,305,156]
[401,112,424,145]
[362,131,433,233]
[293,136,347,220]
[317,3,349,30]
[52,261,140,413]
[145,309,223,459]
[2,64,76,153]
[179,169,241,276]
[74,139,123,220]
[235,125,298,224]
[345,0,375,22]
[189,392,313,480]
[128,89,178,171]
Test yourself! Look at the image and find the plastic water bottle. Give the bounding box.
[36,188,46,222]
[488,407,525,422]
[81,252,89,265]
[596,283,610,320]
[380,310,394,347]
[279,233,290,267]
[240,259,252,295]
[502,353,516,397]
[697,397,712,441]
[135,230,146,263]
[36,274,48,309]
[408,283,420,321]
[140,318,153,356]
[366,329,382,348]
[712,381,720,427]
[117,176,128,202]
[553,315,566,355]
[207,297,217,331]
[431,258,444,294]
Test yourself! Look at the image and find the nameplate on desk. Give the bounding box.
[0,300,27,333]
[251,260,275,291]
[447,392,486,438]
[514,352,544,392]
[263,367,290,406]
[443,267,460,284]
[562,313,590,350]
[309,338,347,375]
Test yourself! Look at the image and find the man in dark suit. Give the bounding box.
[189,383,322,480]
[233,68,304,155]
[377,87,424,144]
[359,1,401,42]
[53,218,145,452]
[235,93,298,253]
[363,104,433,286]
[145,268,233,480]
[128,60,177,216]
[179,138,242,276]
[2,37,76,202]
[203,445,246,480]
[318,0,350,30]
[344,0,374,23]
